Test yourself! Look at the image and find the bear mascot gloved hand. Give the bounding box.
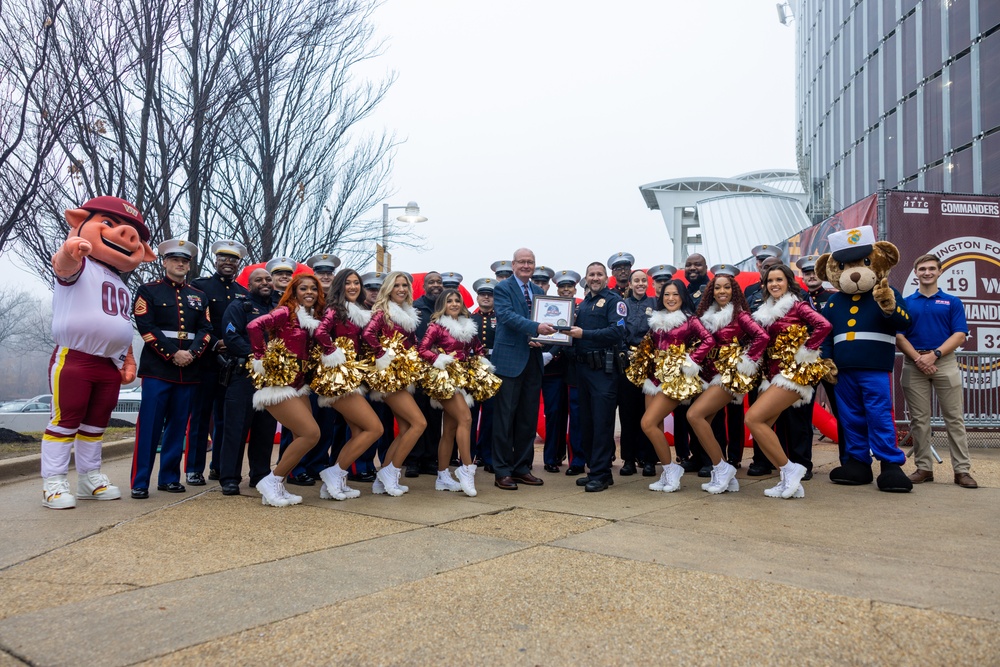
[41,197,155,509]
[815,226,913,493]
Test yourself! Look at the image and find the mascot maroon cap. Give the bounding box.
[80,196,150,242]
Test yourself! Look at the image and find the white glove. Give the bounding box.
[681,354,701,377]
[433,353,455,370]
[251,358,265,376]
[375,348,396,371]
[736,354,759,377]
[321,348,347,368]
[794,346,821,364]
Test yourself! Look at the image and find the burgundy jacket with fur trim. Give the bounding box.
[361,303,420,358]
[647,310,713,365]
[315,301,371,355]
[699,304,769,381]
[246,305,321,389]
[752,294,832,379]
[418,316,487,365]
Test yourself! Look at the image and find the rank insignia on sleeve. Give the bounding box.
[134,297,148,316]
[141,333,156,343]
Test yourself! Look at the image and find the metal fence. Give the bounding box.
[891,352,1000,449]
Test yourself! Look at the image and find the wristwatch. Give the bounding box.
[933,349,942,358]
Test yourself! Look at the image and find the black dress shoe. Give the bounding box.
[348,470,377,483]
[130,488,149,499]
[585,478,609,492]
[679,459,701,473]
[285,473,315,486]
[565,465,586,476]
[543,464,560,473]
[727,459,742,470]
[642,463,657,477]
[221,483,241,496]
[404,465,420,478]
[494,476,518,490]
[474,456,485,466]
[208,469,220,481]
[802,470,813,481]
[186,472,206,486]
[450,457,462,467]
[157,482,186,493]
[483,464,495,474]
[747,462,775,476]
[698,465,712,478]
[620,462,637,476]
[576,475,613,487]
[419,462,438,476]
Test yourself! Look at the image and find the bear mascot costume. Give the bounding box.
[41,196,155,509]
[815,226,913,492]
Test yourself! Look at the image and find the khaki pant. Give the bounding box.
[901,354,970,473]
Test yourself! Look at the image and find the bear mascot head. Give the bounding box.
[814,226,899,314]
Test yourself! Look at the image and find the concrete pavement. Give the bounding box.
[1,442,998,666]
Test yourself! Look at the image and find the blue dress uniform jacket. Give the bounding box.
[133,278,211,383]
[471,308,497,356]
[191,273,249,350]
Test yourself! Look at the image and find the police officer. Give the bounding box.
[347,272,393,482]
[618,267,657,476]
[130,240,211,499]
[532,266,555,294]
[490,260,513,281]
[217,268,278,495]
[470,278,498,472]
[441,271,463,290]
[265,256,296,306]
[567,262,626,492]
[683,253,709,307]
[186,240,249,485]
[306,253,341,293]
[607,252,634,299]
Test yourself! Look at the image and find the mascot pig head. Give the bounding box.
[815,226,900,315]
[53,196,156,278]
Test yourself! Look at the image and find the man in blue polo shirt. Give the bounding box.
[896,253,977,489]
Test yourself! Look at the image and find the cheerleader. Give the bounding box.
[686,266,768,494]
[745,264,833,499]
[638,279,713,493]
[360,271,427,497]
[246,274,324,507]
[418,289,491,497]
[311,269,385,501]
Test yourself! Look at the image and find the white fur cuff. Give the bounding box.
[322,348,347,368]
[681,354,701,378]
[767,374,814,407]
[737,354,759,377]
[375,349,396,370]
[794,346,821,365]
[433,353,455,370]
[478,356,496,372]
[251,358,265,376]
[642,379,660,396]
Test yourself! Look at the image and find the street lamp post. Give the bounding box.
[380,200,427,271]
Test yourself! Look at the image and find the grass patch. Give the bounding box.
[0,427,134,460]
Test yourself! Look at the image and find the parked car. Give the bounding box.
[116,386,142,413]
[0,401,28,413]
[0,400,50,414]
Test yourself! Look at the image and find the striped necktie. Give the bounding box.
[523,281,532,310]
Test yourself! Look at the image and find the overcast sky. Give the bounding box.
[3,0,798,296]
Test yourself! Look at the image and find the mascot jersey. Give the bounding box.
[52,257,134,368]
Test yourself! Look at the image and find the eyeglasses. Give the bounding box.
[512,259,534,266]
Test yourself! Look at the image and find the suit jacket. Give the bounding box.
[492,276,543,377]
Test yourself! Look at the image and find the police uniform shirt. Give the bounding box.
[222,292,274,359]
[574,288,626,354]
[191,272,249,350]
[134,278,212,383]
[687,275,709,308]
[623,293,655,346]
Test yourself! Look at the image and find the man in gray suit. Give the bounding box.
[491,248,559,490]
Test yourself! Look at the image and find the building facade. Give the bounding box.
[795,0,1000,220]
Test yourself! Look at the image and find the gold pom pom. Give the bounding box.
[247,339,301,390]
[422,360,466,401]
[365,332,428,394]
[772,325,828,387]
[462,357,502,402]
[652,344,703,401]
[310,338,370,398]
[714,338,760,395]
[626,337,655,387]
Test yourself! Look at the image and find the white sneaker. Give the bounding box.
[318,467,348,501]
[255,473,291,507]
[700,466,719,492]
[763,468,805,499]
[435,470,463,492]
[394,468,409,493]
[706,462,739,494]
[372,474,385,494]
[280,481,303,505]
[661,462,684,493]
[456,464,478,497]
[780,462,807,499]
[649,468,669,491]
[77,469,121,501]
[375,467,404,497]
[43,475,76,509]
[341,480,362,499]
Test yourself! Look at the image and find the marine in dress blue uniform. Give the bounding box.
[571,266,626,491]
[130,240,212,498]
[217,270,278,494]
[186,240,249,484]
